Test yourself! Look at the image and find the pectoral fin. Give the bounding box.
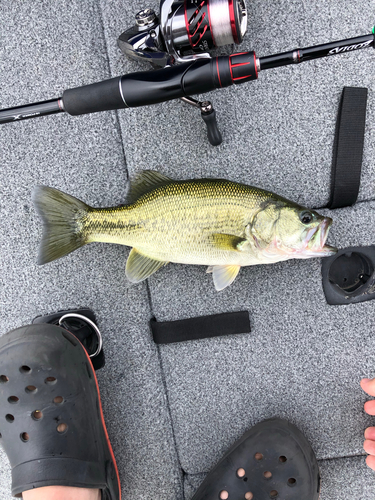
[210,265,241,291]
[211,233,248,251]
[125,248,167,283]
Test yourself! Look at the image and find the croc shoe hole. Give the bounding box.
[219,491,229,500]
[288,478,296,486]
[45,377,57,385]
[20,432,29,442]
[279,456,287,463]
[32,410,43,420]
[0,375,9,383]
[8,396,19,404]
[270,491,278,498]
[237,468,246,478]
[57,423,68,433]
[20,366,31,374]
[6,414,14,423]
[263,471,272,479]
[54,396,64,404]
[245,493,253,500]
[25,385,37,394]
[254,452,263,460]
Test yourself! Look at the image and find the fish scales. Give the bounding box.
[84,180,271,265]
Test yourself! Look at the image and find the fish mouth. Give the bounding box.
[304,217,337,256]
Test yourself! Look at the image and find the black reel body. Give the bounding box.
[118,0,248,145]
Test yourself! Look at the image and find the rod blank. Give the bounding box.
[0,99,63,124]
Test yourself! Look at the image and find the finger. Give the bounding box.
[364,439,375,455]
[366,455,375,471]
[361,378,375,397]
[364,427,375,440]
[364,400,375,415]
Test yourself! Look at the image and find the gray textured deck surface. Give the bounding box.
[1,0,375,499]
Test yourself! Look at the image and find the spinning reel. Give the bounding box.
[118,0,248,145]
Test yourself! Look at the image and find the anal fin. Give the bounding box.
[125,248,167,283]
[210,265,241,291]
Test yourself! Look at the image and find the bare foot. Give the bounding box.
[22,485,101,500]
[361,378,375,470]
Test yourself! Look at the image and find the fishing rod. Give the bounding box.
[0,0,374,146]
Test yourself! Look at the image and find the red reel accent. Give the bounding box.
[184,0,215,50]
[228,0,239,44]
[229,51,258,83]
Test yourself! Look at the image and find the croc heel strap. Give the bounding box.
[0,324,121,499]
[192,418,320,500]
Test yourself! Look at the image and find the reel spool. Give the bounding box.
[163,0,247,55]
[118,0,248,145]
[118,0,248,66]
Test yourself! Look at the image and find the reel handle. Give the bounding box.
[181,96,223,146]
[201,106,222,146]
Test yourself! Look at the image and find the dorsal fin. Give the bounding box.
[126,170,173,205]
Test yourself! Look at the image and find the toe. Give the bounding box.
[364,439,375,455]
[366,455,375,471]
[364,400,375,415]
[364,427,375,440]
[361,378,375,397]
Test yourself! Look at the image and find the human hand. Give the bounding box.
[361,378,375,470]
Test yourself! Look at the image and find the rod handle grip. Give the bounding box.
[62,77,126,115]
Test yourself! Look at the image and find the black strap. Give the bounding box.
[150,311,250,344]
[327,87,368,209]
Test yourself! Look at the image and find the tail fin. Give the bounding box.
[32,186,91,265]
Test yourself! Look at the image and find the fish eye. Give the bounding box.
[300,210,313,225]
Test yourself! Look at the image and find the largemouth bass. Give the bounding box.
[32,170,337,290]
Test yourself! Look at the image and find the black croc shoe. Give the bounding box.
[0,324,121,499]
[192,418,320,500]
